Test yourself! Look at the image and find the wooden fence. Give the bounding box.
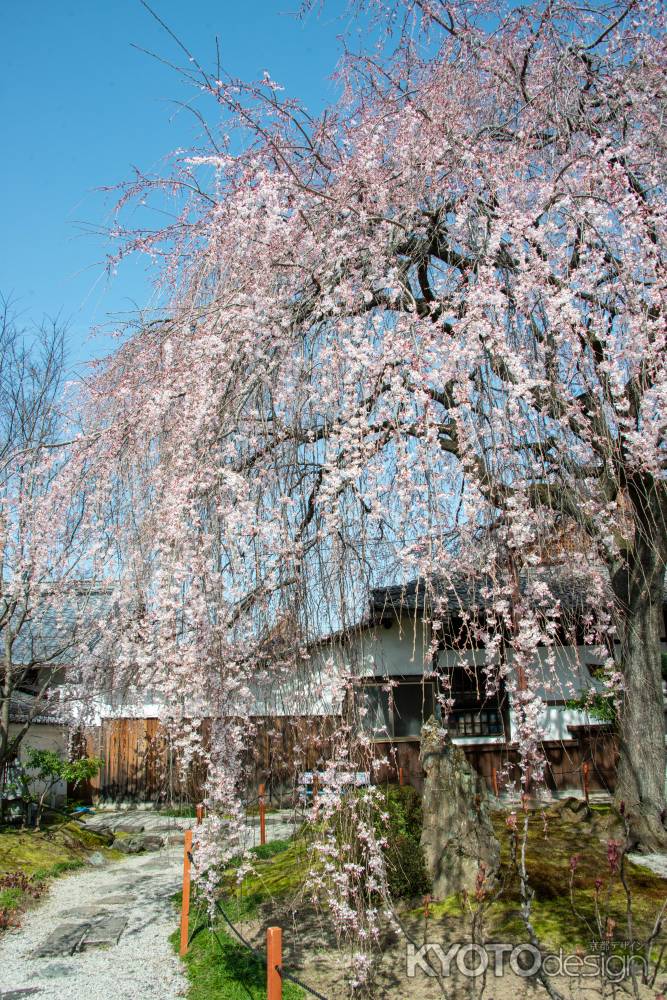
[79,716,617,804]
[81,715,342,804]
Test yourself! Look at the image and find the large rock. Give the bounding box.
[112,833,164,854]
[420,717,500,899]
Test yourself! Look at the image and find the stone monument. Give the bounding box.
[420,716,500,898]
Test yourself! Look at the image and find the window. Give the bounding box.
[441,665,505,738]
[355,680,435,740]
[450,708,504,737]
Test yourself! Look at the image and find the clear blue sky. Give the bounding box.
[1,1,352,374]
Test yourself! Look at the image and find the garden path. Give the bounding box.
[0,808,300,1000]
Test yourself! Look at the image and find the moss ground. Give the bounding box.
[409,801,666,955]
[0,819,120,926]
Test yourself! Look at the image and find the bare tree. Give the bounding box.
[0,297,97,769]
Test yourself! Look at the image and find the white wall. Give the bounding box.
[8,723,68,808]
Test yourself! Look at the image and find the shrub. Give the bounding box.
[378,785,431,900]
[23,749,102,829]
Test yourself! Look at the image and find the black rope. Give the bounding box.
[275,963,330,1000]
[212,897,331,1000]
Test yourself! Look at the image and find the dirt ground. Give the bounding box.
[235,903,667,999]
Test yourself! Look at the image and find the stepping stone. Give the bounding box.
[1,990,42,999]
[98,893,136,904]
[57,906,110,920]
[29,962,72,980]
[80,914,128,950]
[32,923,90,958]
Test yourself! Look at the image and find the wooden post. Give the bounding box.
[492,767,499,798]
[195,803,204,825]
[259,782,266,846]
[398,766,404,786]
[179,829,193,957]
[582,761,590,805]
[267,926,282,1000]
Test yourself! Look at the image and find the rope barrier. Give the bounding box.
[212,897,331,1000]
[275,963,330,1000]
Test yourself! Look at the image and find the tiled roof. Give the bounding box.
[369,567,623,619]
[8,692,66,725]
[6,586,112,667]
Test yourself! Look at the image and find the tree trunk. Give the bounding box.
[613,488,667,851]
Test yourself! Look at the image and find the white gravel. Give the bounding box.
[628,852,667,879]
[0,845,187,999]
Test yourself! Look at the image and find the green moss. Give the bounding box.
[250,839,292,861]
[477,802,667,950]
[159,805,197,818]
[0,821,114,877]
[232,837,313,909]
[400,802,666,959]
[0,820,121,929]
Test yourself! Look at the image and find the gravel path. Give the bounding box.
[0,844,187,1000]
[0,807,303,1000]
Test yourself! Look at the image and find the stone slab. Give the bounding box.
[31,922,90,958]
[80,914,128,950]
[28,962,73,980]
[57,906,110,920]
[114,822,145,834]
[98,893,137,904]
[86,852,107,867]
[1,990,42,999]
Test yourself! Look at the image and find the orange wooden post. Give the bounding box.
[259,782,266,846]
[492,767,499,798]
[398,766,404,786]
[582,761,590,805]
[267,926,282,1000]
[179,829,193,957]
[195,803,204,825]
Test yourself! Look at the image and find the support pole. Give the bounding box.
[582,761,590,806]
[196,803,204,825]
[267,926,282,1000]
[312,774,319,818]
[179,829,193,957]
[492,767,499,798]
[259,782,266,846]
[398,766,404,787]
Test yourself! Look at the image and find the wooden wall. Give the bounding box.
[81,718,209,804]
[80,716,617,803]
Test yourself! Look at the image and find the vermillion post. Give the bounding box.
[398,766,404,786]
[179,829,193,957]
[492,767,499,798]
[582,761,590,805]
[195,803,204,825]
[267,926,282,1000]
[259,782,266,846]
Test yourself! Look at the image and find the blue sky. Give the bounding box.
[1,1,352,374]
